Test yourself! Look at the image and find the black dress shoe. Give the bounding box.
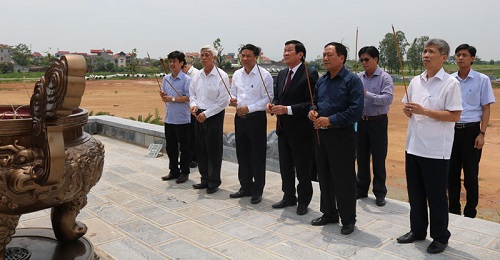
[229,190,252,198]
[356,193,368,199]
[376,197,386,206]
[251,196,262,204]
[192,183,208,189]
[206,187,218,194]
[426,240,447,254]
[311,215,339,226]
[341,223,355,235]
[271,199,297,209]
[296,204,308,215]
[397,231,426,244]
[189,161,198,168]
[161,173,179,181]
[176,174,189,183]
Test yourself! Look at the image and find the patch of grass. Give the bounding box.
[0,72,44,78]
[88,111,114,116]
[128,108,163,126]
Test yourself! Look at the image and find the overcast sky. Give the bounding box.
[3,0,499,62]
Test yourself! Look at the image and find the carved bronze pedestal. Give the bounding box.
[0,55,104,259]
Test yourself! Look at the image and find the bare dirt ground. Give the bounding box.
[2,79,499,222]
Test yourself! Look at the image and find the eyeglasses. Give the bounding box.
[359,58,371,62]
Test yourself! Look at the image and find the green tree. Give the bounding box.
[0,62,14,73]
[127,48,139,75]
[407,36,429,74]
[307,55,323,70]
[379,31,409,74]
[489,59,495,65]
[447,55,456,64]
[33,48,55,68]
[12,43,32,67]
[213,38,225,66]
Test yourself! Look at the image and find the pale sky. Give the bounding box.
[3,0,499,62]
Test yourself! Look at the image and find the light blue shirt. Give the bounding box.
[162,71,191,124]
[451,69,495,123]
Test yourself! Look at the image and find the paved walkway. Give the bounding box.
[18,135,500,259]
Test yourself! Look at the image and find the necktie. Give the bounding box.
[283,69,293,94]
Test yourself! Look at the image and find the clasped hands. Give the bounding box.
[190,106,206,123]
[230,98,249,117]
[159,91,174,103]
[308,110,331,129]
[266,104,287,115]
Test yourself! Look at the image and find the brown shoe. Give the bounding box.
[176,174,189,183]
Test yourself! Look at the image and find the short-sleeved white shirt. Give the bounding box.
[402,68,462,159]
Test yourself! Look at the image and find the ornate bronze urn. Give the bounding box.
[0,55,104,259]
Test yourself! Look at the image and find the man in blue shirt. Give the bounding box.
[449,44,496,218]
[308,42,364,235]
[160,51,192,183]
[355,46,394,207]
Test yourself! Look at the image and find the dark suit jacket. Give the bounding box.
[272,63,319,137]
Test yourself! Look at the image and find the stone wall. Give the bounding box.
[85,115,280,172]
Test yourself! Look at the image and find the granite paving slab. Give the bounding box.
[15,135,499,260]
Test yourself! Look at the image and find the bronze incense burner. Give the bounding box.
[0,55,104,259]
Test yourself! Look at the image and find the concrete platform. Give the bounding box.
[18,135,500,259]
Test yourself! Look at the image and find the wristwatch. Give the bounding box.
[171,97,175,102]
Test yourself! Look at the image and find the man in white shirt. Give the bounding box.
[397,38,462,254]
[228,44,273,204]
[449,44,496,218]
[189,45,230,194]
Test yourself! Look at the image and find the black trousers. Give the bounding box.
[235,111,267,196]
[356,117,388,198]
[449,124,482,218]
[190,114,197,163]
[406,153,451,243]
[315,127,356,225]
[164,123,190,175]
[195,110,224,188]
[278,133,313,206]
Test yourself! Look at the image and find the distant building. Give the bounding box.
[185,52,199,65]
[0,44,12,63]
[114,51,127,67]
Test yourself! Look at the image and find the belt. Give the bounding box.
[361,114,387,121]
[236,111,265,119]
[319,124,347,130]
[455,122,479,129]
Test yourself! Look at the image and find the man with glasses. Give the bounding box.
[355,46,394,207]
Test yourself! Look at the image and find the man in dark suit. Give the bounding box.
[267,40,318,215]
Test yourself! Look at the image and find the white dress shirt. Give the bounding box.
[230,64,274,113]
[189,66,230,118]
[403,68,463,159]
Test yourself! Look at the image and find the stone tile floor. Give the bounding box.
[18,135,500,259]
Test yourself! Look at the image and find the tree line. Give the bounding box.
[2,34,498,75]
